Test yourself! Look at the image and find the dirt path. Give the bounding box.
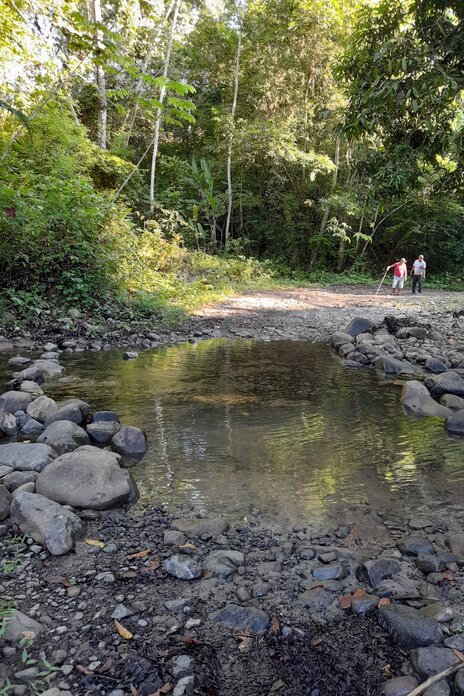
[189,285,463,342]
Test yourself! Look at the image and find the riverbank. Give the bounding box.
[1,285,463,351]
[1,287,464,695]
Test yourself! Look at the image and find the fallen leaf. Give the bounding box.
[179,543,197,552]
[99,657,112,673]
[382,664,393,677]
[115,620,133,640]
[339,595,352,609]
[452,649,464,663]
[378,598,390,607]
[352,588,367,598]
[160,683,172,694]
[128,549,150,559]
[238,636,253,653]
[130,685,138,696]
[62,577,73,587]
[85,538,105,549]
[142,560,160,573]
[76,664,93,676]
[443,571,454,581]
[176,635,203,646]
[310,637,323,646]
[42,560,51,568]
[118,571,138,580]
[271,616,280,634]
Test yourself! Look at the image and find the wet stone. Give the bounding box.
[377,603,443,648]
[356,558,401,589]
[313,563,347,581]
[172,517,228,539]
[417,554,446,574]
[424,681,450,696]
[421,604,454,623]
[382,676,419,696]
[410,647,460,679]
[398,536,434,557]
[209,604,269,634]
[351,593,379,615]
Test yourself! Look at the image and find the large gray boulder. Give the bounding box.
[36,446,133,509]
[0,409,17,437]
[10,491,82,555]
[0,391,34,414]
[344,318,374,338]
[375,356,416,375]
[37,420,90,455]
[377,603,443,648]
[44,399,89,427]
[0,484,11,520]
[26,396,58,424]
[0,442,56,471]
[401,381,452,419]
[110,426,147,458]
[445,409,464,436]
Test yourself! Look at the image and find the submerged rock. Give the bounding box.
[172,517,229,539]
[111,426,147,457]
[378,603,443,648]
[445,409,464,436]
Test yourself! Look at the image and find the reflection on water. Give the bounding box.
[29,340,464,527]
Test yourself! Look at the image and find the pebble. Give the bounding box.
[66,586,81,598]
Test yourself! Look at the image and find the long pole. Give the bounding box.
[375,269,388,296]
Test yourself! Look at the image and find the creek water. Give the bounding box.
[32,339,464,532]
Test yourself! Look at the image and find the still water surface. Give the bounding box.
[41,340,464,528]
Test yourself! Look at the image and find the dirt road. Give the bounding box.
[189,285,463,342]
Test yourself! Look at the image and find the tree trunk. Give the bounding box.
[319,136,340,235]
[123,0,175,146]
[224,25,242,250]
[149,0,181,214]
[88,0,107,148]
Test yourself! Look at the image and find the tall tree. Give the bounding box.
[88,0,107,148]
[224,9,243,249]
[149,0,181,213]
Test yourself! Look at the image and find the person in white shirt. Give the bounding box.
[411,255,426,294]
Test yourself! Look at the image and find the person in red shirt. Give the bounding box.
[386,258,408,295]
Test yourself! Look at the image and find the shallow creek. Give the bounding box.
[19,339,464,532]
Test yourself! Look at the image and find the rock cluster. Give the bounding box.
[332,316,464,436]
[0,350,147,556]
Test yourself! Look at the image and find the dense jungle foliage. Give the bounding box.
[0,0,463,319]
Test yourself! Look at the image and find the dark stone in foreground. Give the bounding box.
[209,604,269,634]
[445,409,464,436]
[398,536,434,557]
[409,647,460,678]
[382,676,419,696]
[344,318,374,338]
[356,558,401,589]
[377,603,443,648]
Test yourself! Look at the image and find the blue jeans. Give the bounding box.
[412,275,423,293]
